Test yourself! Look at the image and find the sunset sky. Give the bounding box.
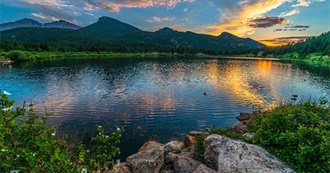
[1,0,329,46]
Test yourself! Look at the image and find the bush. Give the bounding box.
[0,93,122,172]
[250,99,330,173]
[6,50,30,61]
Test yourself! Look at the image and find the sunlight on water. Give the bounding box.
[1,57,329,159]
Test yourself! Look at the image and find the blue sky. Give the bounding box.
[0,0,329,45]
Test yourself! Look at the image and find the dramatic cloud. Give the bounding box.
[146,16,175,22]
[286,25,310,28]
[248,16,287,28]
[292,0,325,7]
[205,0,289,36]
[279,9,300,17]
[273,28,307,32]
[259,36,310,46]
[85,0,195,12]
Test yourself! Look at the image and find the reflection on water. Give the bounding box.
[1,57,329,160]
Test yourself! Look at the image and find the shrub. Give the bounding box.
[250,99,330,173]
[6,50,30,61]
[0,93,122,172]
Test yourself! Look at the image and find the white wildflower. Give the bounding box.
[2,106,13,111]
[99,132,101,135]
[1,149,7,152]
[105,135,109,138]
[81,168,87,173]
[51,132,56,136]
[97,125,102,128]
[116,127,121,131]
[86,149,90,153]
[10,170,19,173]
[4,91,11,95]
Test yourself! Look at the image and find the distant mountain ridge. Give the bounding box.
[0,16,265,52]
[0,18,81,31]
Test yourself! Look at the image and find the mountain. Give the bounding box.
[0,27,94,43]
[0,18,80,31]
[0,18,42,31]
[44,20,81,30]
[0,16,265,52]
[79,16,142,40]
[155,27,178,34]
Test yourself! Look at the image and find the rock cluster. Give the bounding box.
[228,111,266,134]
[108,130,295,173]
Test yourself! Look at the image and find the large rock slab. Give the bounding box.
[193,164,216,173]
[173,155,202,173]
[165,140,185,154]
[204,134,295,173]
[126,141,165,173]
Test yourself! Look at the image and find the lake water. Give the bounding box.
[1,57,329,160]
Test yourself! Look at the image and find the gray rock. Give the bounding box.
[204,134,296,173]
[165,152,178,165]
[126,141,165,173]
[173,155,202,173]
[138,140,164,152]
[165,140,185,154]
[193,164,216,173]
[160,169,175,173]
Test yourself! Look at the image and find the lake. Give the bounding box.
[1,57,329,160]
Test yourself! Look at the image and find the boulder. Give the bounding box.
[165,152,178,165]
[173,155,202,173]
[165,140,185,154]
[139,140,164,152]
[126,141,165,173]
[193,164,216,173]
[237,112,252,121]
[160,170,175,173]
[183,135,195,148]
[228,121,249,134]
[204,134,295,173]
[107,163,132,173]
[189,131,205,136]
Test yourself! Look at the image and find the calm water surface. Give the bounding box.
[1,57,329,160]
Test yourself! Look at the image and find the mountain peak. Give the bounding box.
[43,20,80,30]
[0,18,42,31]
[219,32,237,37]
[155,27,176,34]
[79,16,142,39]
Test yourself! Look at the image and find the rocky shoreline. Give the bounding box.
[107,112,295,173]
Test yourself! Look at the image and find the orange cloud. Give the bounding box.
[203,0,288,37]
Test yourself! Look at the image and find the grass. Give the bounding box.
[1,50,215,62]
[197,99,330,173]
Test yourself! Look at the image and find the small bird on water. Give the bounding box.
[203,92,206,96]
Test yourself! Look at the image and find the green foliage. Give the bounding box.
[195,135,206,160]
[6,50,30,61]
[0,94,122,172]
[250,99,330,173]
